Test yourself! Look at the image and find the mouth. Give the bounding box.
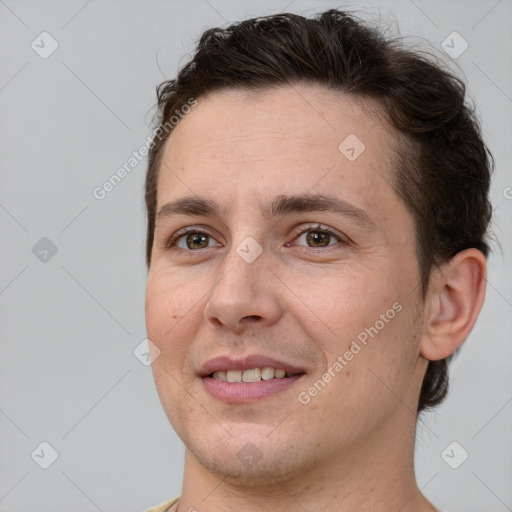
[208,367,297,382]
[199,355,307,403]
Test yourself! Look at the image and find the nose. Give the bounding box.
[203,239,283,333]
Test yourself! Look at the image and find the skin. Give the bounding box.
[145,83,487,512]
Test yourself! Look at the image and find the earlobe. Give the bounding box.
[419,248,487,361]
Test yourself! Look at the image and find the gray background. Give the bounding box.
[0,0,511,511]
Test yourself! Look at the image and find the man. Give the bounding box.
[143,8,492,512]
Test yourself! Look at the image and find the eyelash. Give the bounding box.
[163,223,347,253]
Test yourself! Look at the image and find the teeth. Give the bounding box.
[211,367,291,382]
[242,368,261,382]
[213,370,227,381]
[226,370,242,383]
[261,367,275,380]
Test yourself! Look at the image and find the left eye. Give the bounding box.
[293,227,342,248]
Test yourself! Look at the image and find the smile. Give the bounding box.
[203,368,305,403]
[211,367,292,382]
[199,354,307,403]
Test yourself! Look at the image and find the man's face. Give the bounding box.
[145,84,427,483]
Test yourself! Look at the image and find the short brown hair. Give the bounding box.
[144,9,494,413]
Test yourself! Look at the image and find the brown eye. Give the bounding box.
[294,226,342,248]
[184,232,210,249]
[305,230,332,247]
[166,229,218,251]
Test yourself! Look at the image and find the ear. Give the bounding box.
[420,248,487,361]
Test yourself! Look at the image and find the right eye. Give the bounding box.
[165,228,221,251]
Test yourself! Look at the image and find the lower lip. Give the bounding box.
[202,374,304,403]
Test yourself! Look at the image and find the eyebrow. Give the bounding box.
[156,193,377,230]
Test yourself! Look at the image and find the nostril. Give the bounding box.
[207,317,224,328]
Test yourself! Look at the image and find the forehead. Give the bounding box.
[156,84,406,230]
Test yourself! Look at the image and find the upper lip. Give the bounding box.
[199,355,306,377]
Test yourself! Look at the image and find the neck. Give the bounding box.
[174,408,436,512]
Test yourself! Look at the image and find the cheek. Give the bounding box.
[145,270,208,362]
[348,300,419,402]
[146,269,193,322]
[145,288,175,338]
[145,279,184,358]
[311,268,413,375]
[305,275,389,346]
[302,304,417,434]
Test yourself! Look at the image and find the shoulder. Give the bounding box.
[144,497,179,512]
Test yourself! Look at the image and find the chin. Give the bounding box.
[195,450,298,486]
[187,431,310,486]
